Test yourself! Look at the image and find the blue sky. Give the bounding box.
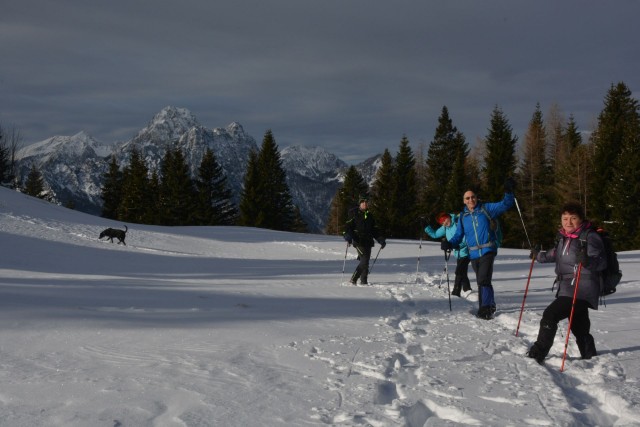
[2,0,639,163]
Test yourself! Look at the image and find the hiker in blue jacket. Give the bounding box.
[442,178,515,319]
[526,202,606,364]
[425,212,471,296]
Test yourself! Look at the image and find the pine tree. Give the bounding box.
[100,155,123,219]
[483,105,518,200]
[238,150,263,227]
[369,149,394,236]
[423,106,468,219]
[389,135,417,238]
[519,104,555,247]
[326,166,369,235]
[554,115,585,205]
[195,148,237,225]
[599,83,640,249]
[590,82,640,224]
[483,106,519,247]
[158,146,197,226]
[118,148,151,224]
[24,164,46,198]
[239,130,297,231]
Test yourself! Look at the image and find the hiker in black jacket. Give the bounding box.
[343,195,386,285]
[527,202,606,364]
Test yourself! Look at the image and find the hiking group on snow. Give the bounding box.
[342,177,620,367]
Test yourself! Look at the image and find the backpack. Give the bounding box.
[459,205,503,249]
[579,225,622,296]
[480,205,503,248]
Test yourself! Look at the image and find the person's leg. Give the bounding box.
[570,300,597,359]
[458,257,471,291]
[528,296,572,363]
[452,257,466,296]
[358,246,372,284]
[472,253,496,318]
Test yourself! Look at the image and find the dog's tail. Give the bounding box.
[124,225,128,233]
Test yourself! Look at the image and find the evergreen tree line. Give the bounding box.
[326,82,640,251]
[100,129,307,232]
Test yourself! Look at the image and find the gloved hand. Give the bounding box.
[425,225,435,235]
[504,177,516,193]
[441,240,453,252]
[529,244,540,260]
[578,245,589,267]
[343,233,352,245]
[379,239,386,249]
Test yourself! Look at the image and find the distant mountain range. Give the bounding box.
[14,106,381,233]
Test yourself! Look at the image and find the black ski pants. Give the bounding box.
[351,244,372,284]
[535,296,593,356]
[453,256,471,293]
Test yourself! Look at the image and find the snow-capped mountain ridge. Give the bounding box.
[14,106,378,232]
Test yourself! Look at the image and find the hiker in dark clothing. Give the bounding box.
[526,202,606,364]
[343,195,386,285]
[442,178,515,319]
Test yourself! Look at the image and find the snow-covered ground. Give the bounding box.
[1,186,639,426]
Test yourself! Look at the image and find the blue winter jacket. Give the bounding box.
[424,213,469,259]
[449,192,514,260]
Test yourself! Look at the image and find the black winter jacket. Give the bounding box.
[345,208,384,248]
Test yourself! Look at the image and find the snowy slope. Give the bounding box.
[0,186,639,426]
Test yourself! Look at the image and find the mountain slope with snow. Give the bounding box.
[1,186,639,426]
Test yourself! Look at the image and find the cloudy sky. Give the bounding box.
[2,1,639,163]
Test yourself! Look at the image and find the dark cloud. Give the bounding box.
[2,0,639,163]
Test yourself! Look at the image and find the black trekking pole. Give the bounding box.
[514,196,535,331]
[368,246,383,275]
[443,244,452,312]
[416,217,425,281]
[341,242,349,283]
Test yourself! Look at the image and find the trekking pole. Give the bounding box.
[416,217,424,280]
[514,197,533,249]
[368,246,383,274]
[444,248,452,312]
[515,256,536,337]
[561,263,583,372]
[341,242,349,282]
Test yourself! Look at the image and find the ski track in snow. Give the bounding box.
[291,274,638,426]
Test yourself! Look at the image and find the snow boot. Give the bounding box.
[451,283,462,297]
[527,343,547,364]
[576,334,597,360]
[477,306,493,320]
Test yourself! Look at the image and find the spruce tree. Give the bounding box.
[239,131,296,231]
[159,146,196,226]
[326,166,369,235]
[118,148,151,224]
[256,130,296,231]
[423,106,468,219]
[602,84,640,249]
[238,150,263,227]
[24,164,46,198]
[483,105,518,200]
[590,82,640,225]
[554,115,585,205]
[369,149,394,237]
[483,106,519,247]
[390,136,418,238]
[519,104,555,247]
[195,148,237,225]
[100,155,123,219]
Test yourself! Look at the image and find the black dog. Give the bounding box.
[99,225,128,245]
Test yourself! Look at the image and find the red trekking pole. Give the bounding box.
[560,263,583,372]
[515,257,536,337]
